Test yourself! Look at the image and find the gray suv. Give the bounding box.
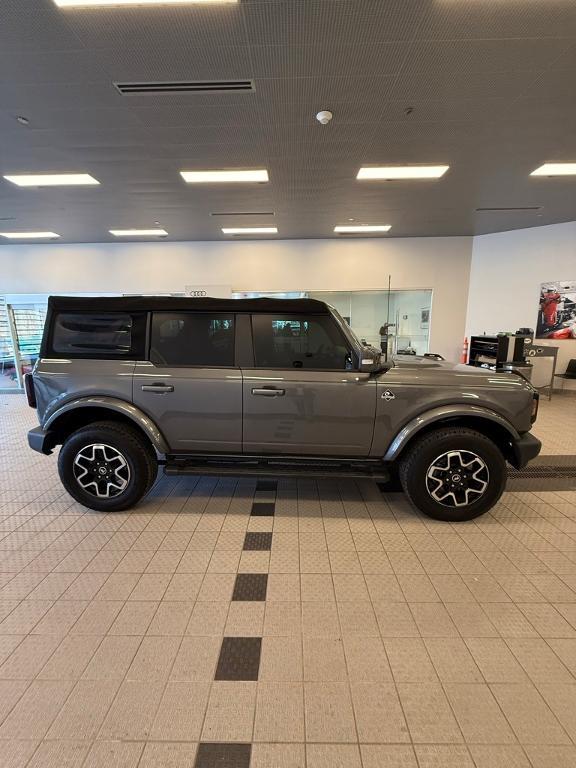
[26,295,541,522]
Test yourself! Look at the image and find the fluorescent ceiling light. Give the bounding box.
[530,163,576,177]
[4,173,100,187]
[110,228,168,236]
[0,232,60,239]
[334,225,391,233]
[54,1,236,7]
[357,165,449,180]
[222,227,278,235]
[181,169,269,184]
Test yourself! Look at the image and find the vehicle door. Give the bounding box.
[242,312,377,456]
[133,311,242,452]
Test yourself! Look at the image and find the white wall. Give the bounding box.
[467,221,576,387]
[1,236,472,362]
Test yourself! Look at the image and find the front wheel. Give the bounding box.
[398,427,507,522]
[58,421,157,512]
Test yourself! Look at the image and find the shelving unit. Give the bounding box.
[468,334,527,369]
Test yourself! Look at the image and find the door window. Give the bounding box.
[150,312,235,367]
[252,314,352,370]
[51,312,138,357]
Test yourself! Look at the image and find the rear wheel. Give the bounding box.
[58,421,157,512]
[399,427,507,522]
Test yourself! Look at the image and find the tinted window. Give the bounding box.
[252,314,352,370]
[150,312,235,367]
[52,313,134,356]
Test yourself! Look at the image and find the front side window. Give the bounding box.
[252,314,352,370]
[51,313,134,356]
[150,312,235,367]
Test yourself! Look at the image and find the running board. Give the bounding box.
[164,456,390,480]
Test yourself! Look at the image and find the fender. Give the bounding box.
[44,395,170,455]
[382,404,520,462]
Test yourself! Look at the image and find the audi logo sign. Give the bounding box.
[188,290,207,297]
[184,285,232,299]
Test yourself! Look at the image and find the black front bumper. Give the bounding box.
[511,432,542,469]
[28,426,54,455]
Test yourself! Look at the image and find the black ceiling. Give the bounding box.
[1,0,576,243]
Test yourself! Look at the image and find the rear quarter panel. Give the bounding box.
[371,365,535,458]
[34,359,135,426]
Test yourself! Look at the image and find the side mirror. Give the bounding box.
[359,346,384,373]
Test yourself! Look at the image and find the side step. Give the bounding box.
[164,455,390,481]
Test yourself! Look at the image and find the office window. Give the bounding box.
[150,312,235,367]
[252,314,352,370]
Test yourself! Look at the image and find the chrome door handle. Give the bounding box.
[251,388,285,397]
[141,383,174,393]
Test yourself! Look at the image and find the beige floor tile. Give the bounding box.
[445,602,499,637]
[163,572,203,601]
[170,635,221,681]
[304,682,356,742]
[490,683,571,744]
[38,635,102,680]
[0,740,39,768]
[0,679,74,739]
[0,601,53,634]
[425,638,483,682]
[337,601,379,636]
[0,634,61,679]
[398,574,440,602]
[82,635,141,680]
[239,551,270,573]
[303,637,347,681]
[98,680,165,740]
[69,600,123,635]
[150,680,210,740]
[481,603,539,638]
[201,681,256,742]
[197,572,236,601]
[259,635,303,682]
[547,637,576,677]
[82,740,144,768]
[47,679,120,739]
[0,635,24,666]
[506,637,574,683]
[444,682,516,744]
[468,744,531,768]
[465,638,528,682]
[342,635,392,682]
[94,573,139,601]
[413,745,475,767]
[517,603,576,638]
[251,743,305,768]
[397,682,463,743]
[360,745,418,768]
[410,602,459,637]
[138,742,197,768]
[537,683,576,741]
[384,637,437,682]
[332,573,369,601]
[266,572,300,601]
[351,682,409,742]
[186,600,229,635]
[225,601,265,636]
[306,744,362,768]
[264,601,302,636]
[524,745,576,768]
[0,679,30,723]
[302,601,340,637]
[147,601,194,635]
[299,550,330,573]
[31,600,90,636]
[300,574,335,602]
[269,548,300,573]
[126,635,180,682]
[373,602,419,637]
[26,740,90,768]
[107,601,158,635]
[254,681,304,742]
[430,575,475,602]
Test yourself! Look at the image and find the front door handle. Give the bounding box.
[141,383,174,393]
[251,387,285,397]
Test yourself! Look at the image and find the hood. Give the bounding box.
[388,355,533,389]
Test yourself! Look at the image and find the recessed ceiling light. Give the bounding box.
[181,169,269,184]
[0,232,60,239]
[357,166,449,180]
[3,173,100,187]
[334,225,391,233]
[109,228,168,237]
[222,227,278,235]
[530,163,576,177]
[54,0,236,6]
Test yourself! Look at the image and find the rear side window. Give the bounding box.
[251,313,353,370]
[51,312,143,358]
[150,312,235,367]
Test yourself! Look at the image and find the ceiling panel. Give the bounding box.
[0,0,575,244]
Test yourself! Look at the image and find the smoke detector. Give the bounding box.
[316,110,333,125]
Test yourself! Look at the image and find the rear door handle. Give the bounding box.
[141,383,174,393]
[251,387,285,397]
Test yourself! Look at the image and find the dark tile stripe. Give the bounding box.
[251,502,275,517]
[232,573,268,601]
[256,479,277,491]
[215,636,262,681]
[194,743,251,768]
[243,532,273,550]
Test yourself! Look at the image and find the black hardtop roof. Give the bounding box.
[47,295,330,314]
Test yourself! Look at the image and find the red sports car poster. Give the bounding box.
[537,281,576,339]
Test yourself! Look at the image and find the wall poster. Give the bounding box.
[537,281,576,339]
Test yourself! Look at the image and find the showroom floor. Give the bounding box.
[0,394,576,768]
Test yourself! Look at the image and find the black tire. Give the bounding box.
[58,420,157,512]
[398,427,507,522]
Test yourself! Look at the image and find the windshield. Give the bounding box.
[328,305,364,347]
